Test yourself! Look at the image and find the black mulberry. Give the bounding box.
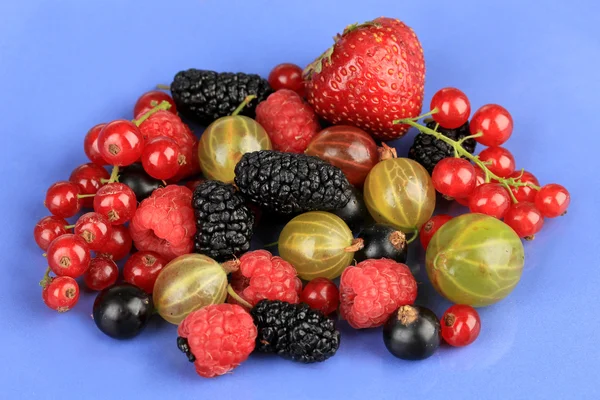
[170,69,272,125]
[192,180,254,262]
[234,150,352,214]
[251,300,340,363]
[408,121,477,175]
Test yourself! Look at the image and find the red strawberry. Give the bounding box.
[304,17,425,141]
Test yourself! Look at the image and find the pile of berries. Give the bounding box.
[33,16,570,379]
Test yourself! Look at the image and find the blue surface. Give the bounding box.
[1,0,599,399]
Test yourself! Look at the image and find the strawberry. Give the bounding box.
[304,17,425,141]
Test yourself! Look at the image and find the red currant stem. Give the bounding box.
[108,165,120,183]
[502,181,519,204]
[231,95,257,116]
[263,241,278,248]
[132,100,172,127]
[42,253,47,257]
[39,266,53,289]
[226,284,253,309]
[457,132,483,144]
[397,119,541,191]
[403,108,439,122]
[100,178,110,184]
[64,224,75,229]
[156,84,170,90]
[406,228,419,244]
[77,193,96,199]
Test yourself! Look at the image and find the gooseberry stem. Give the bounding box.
[406,229,419,244]
[393,118,541,202]
[156,84,170,90]
[263,241,278,248]
[132,100,172,126]
[231,95,257,116]
[226,285,253,309]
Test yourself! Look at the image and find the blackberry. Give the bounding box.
[176,337,196,362]
[251,300,340,363]
[170,69,272,125]
[192,180,254,262]
[408,121,477,175]
[234,150,352,214]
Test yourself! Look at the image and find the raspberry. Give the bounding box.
[177,304,257,378]
[228,250,302,306]
[339,258,417,329]
[255,89,320,153]
[138,111,200,180]
[129,185,196,261]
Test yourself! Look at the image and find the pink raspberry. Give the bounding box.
[177,304,257,378]
[129,185,196,261]
[228,250,302,306]
[340,259,417,329]
[255,89,320,153]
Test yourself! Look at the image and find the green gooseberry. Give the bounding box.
[425,213,525,307]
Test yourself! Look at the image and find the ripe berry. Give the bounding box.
[383,305,441,360]
[470,104,513,146]
[468,183,511,219]
[98,120,144,166]
[93,183,137,225]
[74,212,112,251]
[478,146,515,178]
[535,184,570,218]
[134,90,177,119]
[354,223,407,263]
[34,216,70,251]
[300,278,340,316]
[84,123,108,166]
[419,214,453,250]
[508,170,539,202]
[140,136,182,180]
[45,181,82,218]
[69,163,110,208]
[47,234,91,278]
[42,276,80,312]
[430,87,470,129]
[268,63,305,96]
[432,158,477,198]
[99,225,132,261]
[93,284,153,339]
[123,251,167,293]
[84,257,119,291]
[441,304,481,347]
[455,166,485,206]
[504,202,544,239]
[119,163,163,202]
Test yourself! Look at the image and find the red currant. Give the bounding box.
[123,251,167,293]
[468,183,511,219]
[44,181,82,218]
[84,257,119,291]
[300,277,339,315]
[42,276,80,312]
[432,158,477,199]
[84,123,108,166]
[419,214,453,250]
[508,170,539,202]
[69,163,110,208]
[47,234,91,278]
[98,225,132,261]
[141,136,182,180]
[535,184,570,218]
[133,90,177,119]
[504,202,544,239]
[478,146,515,178]
[441,304,481,347]
[430,87,471,129]
[98,120,144,166]
[268,63,305,96]
[470,104,513,146]
[93,183,137,225]
[74,212,112,251]
[455,166,485,206]
[34,216,70,251]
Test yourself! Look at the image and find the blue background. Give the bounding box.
[1,0,599,398]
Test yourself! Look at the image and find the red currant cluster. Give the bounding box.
[399,87,571,241]
[34,92,185,312]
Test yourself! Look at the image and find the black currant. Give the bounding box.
[354,223,407,263]
[331,186,372,234]
[383,305,441,360]
[119,163,163,201]
[93,284,153,339]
